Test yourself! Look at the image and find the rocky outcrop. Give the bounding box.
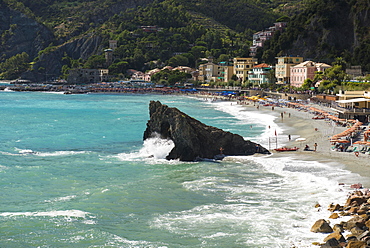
[143,101,270,162]
[311,219,334,233]
[312,188,370,246]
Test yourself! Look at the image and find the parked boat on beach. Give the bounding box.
[274,147,299,152]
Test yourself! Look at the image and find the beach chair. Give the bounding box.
[346,146,354,152]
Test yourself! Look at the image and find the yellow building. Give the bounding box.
[219,61,234,82]
[198,62,228,82]
[275,56,303,84]
[233,58,258,82]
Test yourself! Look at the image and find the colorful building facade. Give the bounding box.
[275,56,304,84]
[233,57,258,82]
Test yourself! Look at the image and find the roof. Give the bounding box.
[254,63,270,68]
[315,62,331,68]
[292,61,316,67]
[336,98,370,103]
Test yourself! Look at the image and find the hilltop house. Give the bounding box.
[290,61,331,88]
[249,22,287,57]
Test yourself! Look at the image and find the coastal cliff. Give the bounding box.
[143,101,270,161]
[0,4,53,60]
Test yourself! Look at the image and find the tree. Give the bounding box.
[84,55,105,69]
[151,69,190,85]
[0,52,30,79]
[190,46,207,60]
[108,61,129,75]
[324,64,347,84]
[217,54,230,63]
[168,54,189,67]
[301,78,313,90]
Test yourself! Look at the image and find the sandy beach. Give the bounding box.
[240,100,370,188]
[193,93,370,187]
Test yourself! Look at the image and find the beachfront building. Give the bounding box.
[218,61,234,82]
[290,61,331,88]
[198,62,224,82]
[233,57,258,82]
[131,70,145,80]
[173,66,194,74]
[248,63,273,86]
[143,68,161,82]
[333,91,370,122]
[336,91,370,109]
[67,68,110,84]
[275,56,303,84]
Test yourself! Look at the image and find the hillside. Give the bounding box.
[1,0,369,81]
[260,0,370,72]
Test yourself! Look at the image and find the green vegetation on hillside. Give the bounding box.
[260,0,370,72]
[0,52,30,79]
[1,0,369,83]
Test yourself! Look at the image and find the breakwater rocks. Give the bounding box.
[143,101,270,161]
[311,187,370,247]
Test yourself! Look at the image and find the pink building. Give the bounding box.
[290,61,331,88]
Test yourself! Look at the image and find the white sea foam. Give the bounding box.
[35,150,88,157]
[116,133,175,161]
[44,195,77,203]
[41,91,66,94]
[0,210,90,218]
[6,148,88,157]
[206,101,286,147]
[158,153,362,247]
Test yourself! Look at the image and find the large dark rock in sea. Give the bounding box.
[143,101,270,161]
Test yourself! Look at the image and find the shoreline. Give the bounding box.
[190,93,370,187]
[210,96,370,246]
[239,99,370,187]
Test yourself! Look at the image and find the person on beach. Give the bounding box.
[314,143,317,151]
[288,134,291,141]
[255,144,260,152]
[304,144,310,151]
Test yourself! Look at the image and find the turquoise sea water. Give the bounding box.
[0,92,365,247]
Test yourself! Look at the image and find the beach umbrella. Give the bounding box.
[295,137,306,147]
[354,141,367,145]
